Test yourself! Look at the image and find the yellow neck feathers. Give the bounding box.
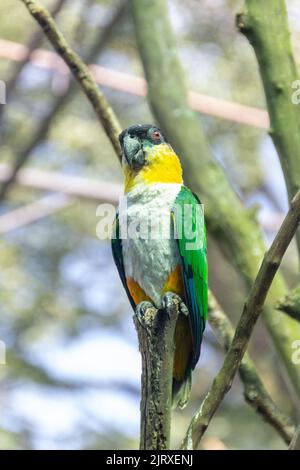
[124,143,183,193]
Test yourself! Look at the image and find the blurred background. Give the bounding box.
[0,0,299,450]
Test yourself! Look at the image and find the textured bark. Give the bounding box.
[130,0,300,398]
[237,0,300,256]
[133,299,179,450]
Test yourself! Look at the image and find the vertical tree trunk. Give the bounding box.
[134,300,179,450]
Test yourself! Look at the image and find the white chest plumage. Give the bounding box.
[119,183,182,308]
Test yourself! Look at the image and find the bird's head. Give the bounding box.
[119,124,182,192]
[119,124,168,170]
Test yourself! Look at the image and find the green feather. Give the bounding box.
[172,186,208,370]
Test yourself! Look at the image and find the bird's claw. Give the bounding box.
[162,292,189,319]
[179,300,189,317]
[135,301,155,330]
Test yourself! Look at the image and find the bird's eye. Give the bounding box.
[152,130,161,140]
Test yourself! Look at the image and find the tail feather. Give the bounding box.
[172,371,192,409]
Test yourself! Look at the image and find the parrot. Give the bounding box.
[111,124,208,408]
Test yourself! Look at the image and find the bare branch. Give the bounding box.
[276,284,300,323]
[0,0,67,124]
[182,190,300,449]
[20,0,122,155]
[208,291,295,446]
[0,1,127,202]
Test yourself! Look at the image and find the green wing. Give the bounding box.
[172,186,208,369]
[111,213,136,311]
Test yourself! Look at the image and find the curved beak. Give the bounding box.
[123,135,145,170]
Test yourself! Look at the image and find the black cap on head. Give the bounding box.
[119,124,166,145]
[119,124,168,170]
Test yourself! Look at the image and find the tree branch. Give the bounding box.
[0,1,127,202]
[237,0,300,257]
[19,1,180,450]
[134,298,180,450]
[208,291,295,446]
[130,0,300,398]
[20,0,122,156]
[0,0,67,125]
[20,0,300,449]
[276,284,300,323]
[182,190,300,449]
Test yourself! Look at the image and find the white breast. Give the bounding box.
[119,183,182,308]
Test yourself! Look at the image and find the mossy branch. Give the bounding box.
[237,0,300,255]
[182,190,300,449]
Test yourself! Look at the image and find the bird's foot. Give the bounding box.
[162,292,189,319]
[135,301,156,331]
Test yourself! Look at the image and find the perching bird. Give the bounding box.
[111,124,208,408]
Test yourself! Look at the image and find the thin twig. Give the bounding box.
[182,190,300,449]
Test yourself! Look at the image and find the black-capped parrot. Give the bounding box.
[112,124,208,408]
